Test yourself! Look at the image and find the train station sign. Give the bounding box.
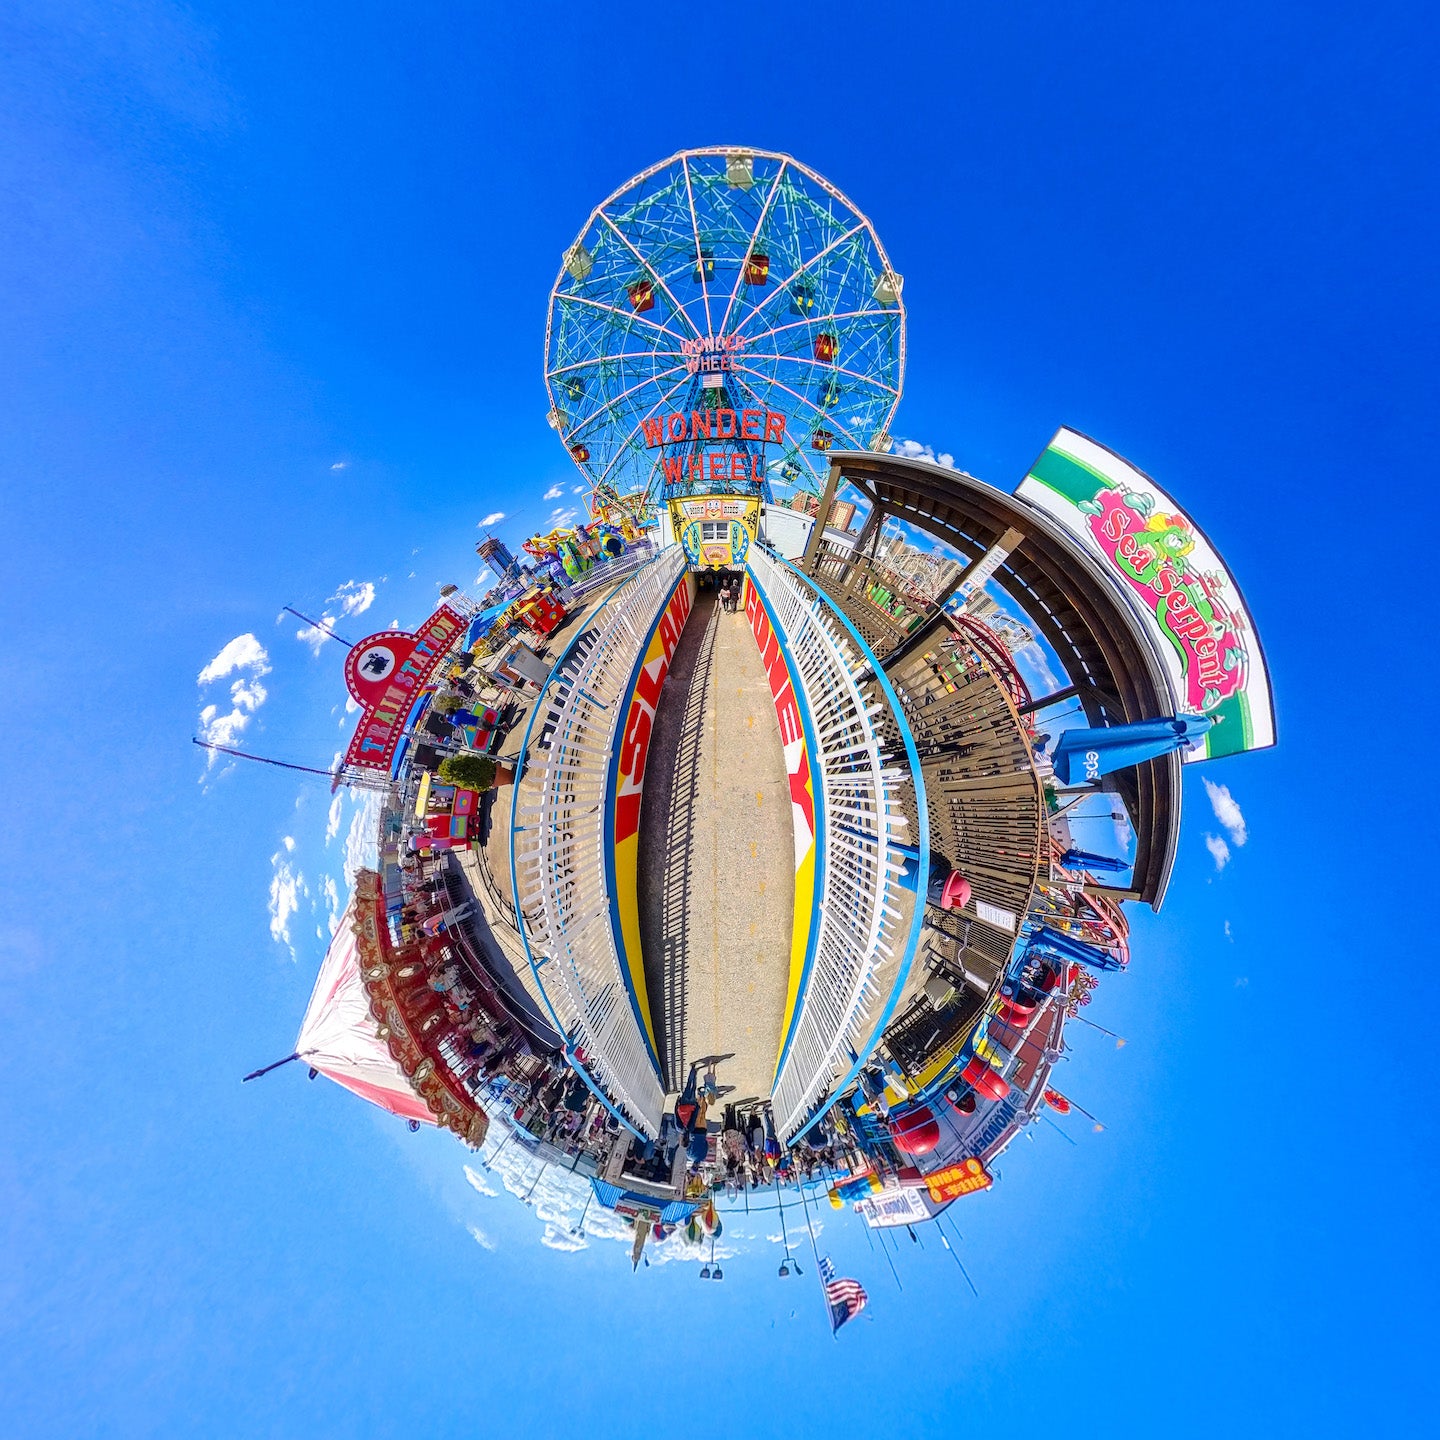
[343,605,466,771]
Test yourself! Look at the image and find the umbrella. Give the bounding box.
[1030,924,1126,972]
[1060,847,1130,874]
[1050,714,1213,786]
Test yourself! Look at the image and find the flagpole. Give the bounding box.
[798,1184,836,1339]
[879,1224,903,1292]
[938,1213,979,1297]
[1040,1114,1078,1145]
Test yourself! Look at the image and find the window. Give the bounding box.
[700,521,729,542]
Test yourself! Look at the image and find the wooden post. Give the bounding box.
[800,460,843,574]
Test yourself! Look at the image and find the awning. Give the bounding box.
[295,897,433,1126]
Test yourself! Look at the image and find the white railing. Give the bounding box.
[747,546,927,1142]
[509,545,684,1138]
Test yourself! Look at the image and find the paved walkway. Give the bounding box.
[637,589,794,1101]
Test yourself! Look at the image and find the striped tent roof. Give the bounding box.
[296,896,433,1126]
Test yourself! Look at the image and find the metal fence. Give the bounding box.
[747,546,928,1143]
[509,545,685,1138]
[554,538,656,607]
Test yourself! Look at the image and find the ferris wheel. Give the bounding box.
[544,147,905,516]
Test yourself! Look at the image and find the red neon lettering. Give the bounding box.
[741,409,762,440]
[643,417,663,448]
[718,410,736,439]
[764,412,786,444]
[707,451,726,480]
[691,409,712,439]
[667,414,686,442]
[663,457,684,484]
[731,455,746,481]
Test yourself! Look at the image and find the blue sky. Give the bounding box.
[2,2,1437,1435]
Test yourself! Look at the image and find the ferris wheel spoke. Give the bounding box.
[566,362,692,440]
[716,160,787,338]
[556,291,689,346]
[681,154,714,338]
[549,349,686,377]
[729,361,866,451]
[750,353,901,397]
[597,211,702,341]
[591,369,697,489]
[736,307,897,349]
[730,222,869,340]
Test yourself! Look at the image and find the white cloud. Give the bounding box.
[320,874,341,935]
[1202,779,1247,847]
[344,696,359,714]
[229,677,267,711]
[198,634,271,686]
[550,506,577,525]
[1014,642,1060,695]
[540,1226,587,1253]
[325,794,343,843]
[343,793,381,886]
[892,438,957,470]
[282,835,295,852]
[572,485,587,495]
[197,648,271,764]
[1205,833,1231,871]
[331,461,347,471]
[296,618,335,656]
[463,1164,498,1198]
[468,1225,497,1252]
[543,484,565,500]
[479,511,506,527]
[331,579,376,618]
[267,853,309,955]
[198,701,251,753]
[1224,920,1234,942]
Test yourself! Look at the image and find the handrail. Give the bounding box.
[509,546,685,1138]
[747,546,928,1143]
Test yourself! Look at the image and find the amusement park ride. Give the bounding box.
[250,148,1276,1305]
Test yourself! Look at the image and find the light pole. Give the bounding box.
[774,1174,801,1276]
[570,1189,593,1237]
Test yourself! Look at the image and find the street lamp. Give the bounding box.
[774,1174,801,1276]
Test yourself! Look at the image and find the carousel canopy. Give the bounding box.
[296,897,433,1126]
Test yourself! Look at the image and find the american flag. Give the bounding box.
[818,1255,868,1333]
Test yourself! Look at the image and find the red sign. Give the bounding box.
[613,578,693,845]
[642,409,787,449]
[343,605,466,771]
[925,1158,993,1203]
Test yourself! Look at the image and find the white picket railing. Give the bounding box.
[509,545,685,1138]
[747,546,928,1142]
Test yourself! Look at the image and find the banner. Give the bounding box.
[1017,429,1275,762]
[343,606,467,771]
[855,1185,931,1228]
[609,572,696,1065]
[925,1157,994,1203]
[744,572,822,1087]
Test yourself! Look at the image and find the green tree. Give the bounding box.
[437,752,497,791]
[433,693,464,715]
